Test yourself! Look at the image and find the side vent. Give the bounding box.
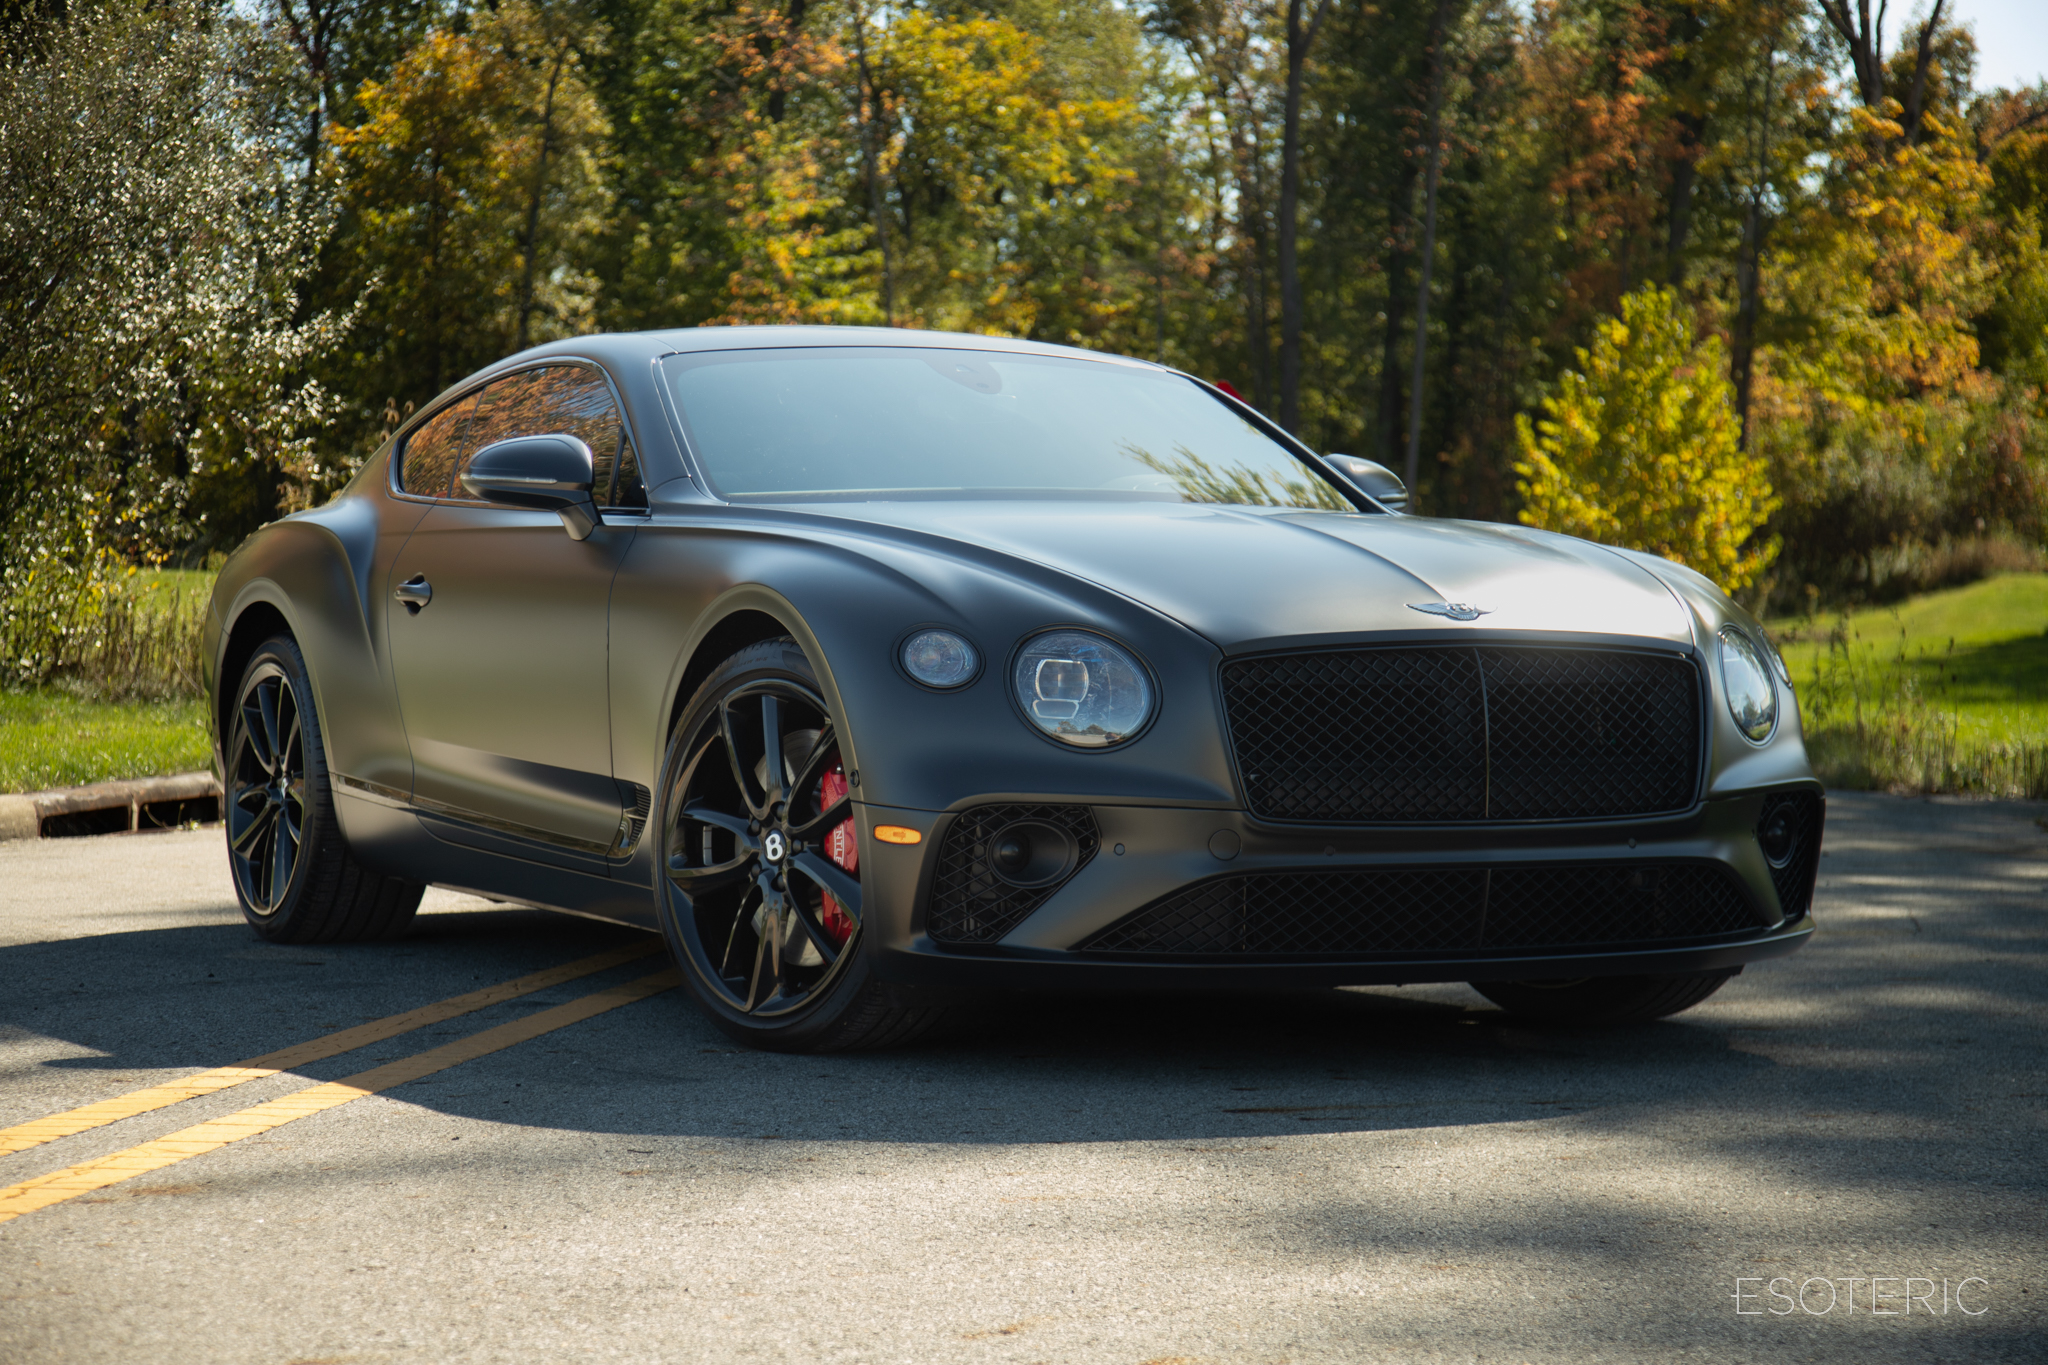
[613,782,653,857]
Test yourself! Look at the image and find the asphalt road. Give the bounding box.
[1,790,2043,1364]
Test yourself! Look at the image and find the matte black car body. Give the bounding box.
[205,325,1818,1008]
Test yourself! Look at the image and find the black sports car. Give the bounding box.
[204,326,1821,1050]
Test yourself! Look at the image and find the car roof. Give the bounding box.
[504,325,1165,371]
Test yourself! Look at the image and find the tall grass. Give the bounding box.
[3,572,210,702]
[1799,615,2048,799]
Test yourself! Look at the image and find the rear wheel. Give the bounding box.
[1469,969,1735,1024]
[225,635,422,943]
[655,638,947,1052]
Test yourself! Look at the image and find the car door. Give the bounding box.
[386,362,646,867]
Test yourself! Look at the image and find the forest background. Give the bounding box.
[3,0,2047,682]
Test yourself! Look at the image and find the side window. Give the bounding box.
[398,394,477,498]
[450,371,539,502]
[452,365,647,510]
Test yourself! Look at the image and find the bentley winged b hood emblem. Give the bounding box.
[1408,601,1491,622]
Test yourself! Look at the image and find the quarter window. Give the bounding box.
[397,394,478,498]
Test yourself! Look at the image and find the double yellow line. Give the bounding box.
[0,939,678,1225]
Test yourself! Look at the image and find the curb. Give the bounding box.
[0,772,223,842]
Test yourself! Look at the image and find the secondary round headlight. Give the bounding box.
[901,629,979,688]
[1719,626,1778,742]
[1012,630,1154,747]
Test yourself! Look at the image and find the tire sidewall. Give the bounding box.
[654,640,884,1052]
[226,635,337,940]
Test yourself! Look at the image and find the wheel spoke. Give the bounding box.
[787,724,838,804]
[680,802,755,842]
[718,701,769,818]
[269,805,297,904]
[784,897,843,964]
[790,849,861,920]
[790,793,851,842]
[718,885,761,976]
[232,802,279,854]
[666,852,754,895]
[742,907,778,1012]
[759,694,785,808]
[256,680,282,774]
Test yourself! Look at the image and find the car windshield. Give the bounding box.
[661,346,1352,508]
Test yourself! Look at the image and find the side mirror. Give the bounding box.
[1325,454,1408,513]
[460,435,604,540]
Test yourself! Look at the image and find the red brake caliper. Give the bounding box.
[817,764,857,945]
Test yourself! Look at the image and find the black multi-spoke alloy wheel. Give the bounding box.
[225,636,422,943]
[1470,969,1736,1024]
[656,638,947,1051]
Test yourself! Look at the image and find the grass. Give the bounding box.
[1768,573,2048,797]
[0,564,217,793]
[0,688,212,793]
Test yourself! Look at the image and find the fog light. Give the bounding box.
[1758,807,1796,866]
[985,819,1078,887]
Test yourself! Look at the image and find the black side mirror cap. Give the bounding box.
[461,435,604,540]
[1325,454,1408,512]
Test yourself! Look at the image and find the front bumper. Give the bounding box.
[854,785,1820,990]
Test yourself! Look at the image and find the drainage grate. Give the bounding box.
[1077,861,1760,957]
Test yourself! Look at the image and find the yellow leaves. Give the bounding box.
[1515,286,1779,593]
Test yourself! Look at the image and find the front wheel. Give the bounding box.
[654,638,947,1052]
[224,635,422,942]
[1469,969,1736,1024]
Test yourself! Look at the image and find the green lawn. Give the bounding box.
[0,689,212,793]
[1768,573,2048,745]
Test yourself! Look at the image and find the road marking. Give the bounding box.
[0,939,661,1157]
[0,967,681,1225]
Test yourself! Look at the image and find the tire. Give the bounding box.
[1469,969,1736,1024]
[224,635,422,943]
[654,637,948,1052]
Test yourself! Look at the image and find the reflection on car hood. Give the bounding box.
[795,500,1694,648]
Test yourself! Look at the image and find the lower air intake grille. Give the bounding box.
[926,805,1099,945]
[1076,861,1759,958]
[1222,645,1703,823]
[1757,791,1824,921]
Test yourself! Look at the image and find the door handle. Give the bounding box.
[394,575,433,614]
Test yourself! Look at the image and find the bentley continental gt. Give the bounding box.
[204,326,1822,1050]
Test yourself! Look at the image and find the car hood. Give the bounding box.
[788,500,1694,649]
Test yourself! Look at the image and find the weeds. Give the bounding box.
[1798,612,2048,799]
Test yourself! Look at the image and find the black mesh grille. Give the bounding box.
[1222,646,1701,823]
[926,805,1099,945]
[1077,861,1759,958]
[1757,790,1824,922]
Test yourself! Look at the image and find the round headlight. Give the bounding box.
[901,629,979,688]
[1012,630,1154,747]
[1719,626,1778,742]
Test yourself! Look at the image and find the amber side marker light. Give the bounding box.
[874,825,923,845]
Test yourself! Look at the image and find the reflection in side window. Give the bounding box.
[451,364,646,509]
[398,394,478,498]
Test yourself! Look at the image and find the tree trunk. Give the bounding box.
[1374,156,1418,465]
[851,1,896,325]
[516,45,569,353]
[1276,0,1332,434]
[1404,0,1453,498]
[1732,40,1779,450]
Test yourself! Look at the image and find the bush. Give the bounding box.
[1514,285,1780,593]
